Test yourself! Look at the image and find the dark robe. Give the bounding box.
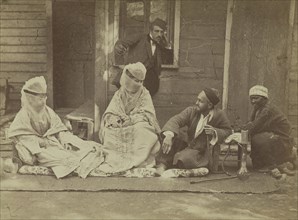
[244,100,294,169]
[156,106,232,169]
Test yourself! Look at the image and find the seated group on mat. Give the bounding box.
[6,62,297,179]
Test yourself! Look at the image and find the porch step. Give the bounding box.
[0,113,15,158]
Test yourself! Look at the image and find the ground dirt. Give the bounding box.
[0,172,297,220]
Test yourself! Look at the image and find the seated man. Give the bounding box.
[156,88,232,174]
[97,62,161,174]
[8,76,104,179]
[243,85,296,177]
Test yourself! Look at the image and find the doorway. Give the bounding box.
[52,0,95,109]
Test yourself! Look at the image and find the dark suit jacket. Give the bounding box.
[162,106,232,151]
[114,34,164,95]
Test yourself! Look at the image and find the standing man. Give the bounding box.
[243,85,296,177]
[114,18,172,96]
[155,88,232,175]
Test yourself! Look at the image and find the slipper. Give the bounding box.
[270,168,283,179]
[279,167,295,176]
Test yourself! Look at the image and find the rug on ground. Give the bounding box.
[0,171,280,194]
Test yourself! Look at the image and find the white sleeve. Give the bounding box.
[209,129,218,146]
[163,131,175,138]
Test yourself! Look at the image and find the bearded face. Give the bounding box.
[250,95,266,109]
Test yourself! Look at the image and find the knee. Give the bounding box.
[15,143,37,165]
[251,132,274,146]
[175,160,185,169]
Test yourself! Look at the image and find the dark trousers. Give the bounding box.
[251,132,292,169]
[155,138,188,169]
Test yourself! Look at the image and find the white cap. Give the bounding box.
[249,85,268,98]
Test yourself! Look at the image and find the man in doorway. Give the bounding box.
[155,88,232,175]
[242,85,296,178]
[114,18,172,96]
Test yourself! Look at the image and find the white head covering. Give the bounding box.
[21,76,47,110]
[249,85,268,98]
[125,62,146,81]
[118,63,147,113]
[20,76,49,133]
[120,62,146,94]
[22,76,47,94]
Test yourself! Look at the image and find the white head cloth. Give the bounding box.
[249,85,268,98]
[120,62,146,94]
[21,76,47,112]
[124,62,146,81]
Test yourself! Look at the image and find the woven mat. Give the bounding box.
[0,172,279,194]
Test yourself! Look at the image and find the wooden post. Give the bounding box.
[285,0,296,115]
[173,0,181,68]
[46,0,53,108]
[94,0,109,141]
[113,0,120,46]
[0,79,8,116]
[222,0,234,110]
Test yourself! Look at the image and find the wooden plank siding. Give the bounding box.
[154,0,227,126]
[288,2,298,140]
[0,0,48,112]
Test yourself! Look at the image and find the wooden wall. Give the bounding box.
[228,0,292,129]
[155,0,227,126]
[0,0,50,112]
[288,2,298,140]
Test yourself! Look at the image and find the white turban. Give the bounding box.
[249,85,268,98]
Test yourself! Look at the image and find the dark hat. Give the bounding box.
[150,18,167,30]
[203,87,220,106]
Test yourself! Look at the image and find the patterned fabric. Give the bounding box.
[89,167,157,178]
[19,165,54,176]
[97,86,161,174]
[18,166,157,178]
[161,167,209,178]
[18,166,209,178]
